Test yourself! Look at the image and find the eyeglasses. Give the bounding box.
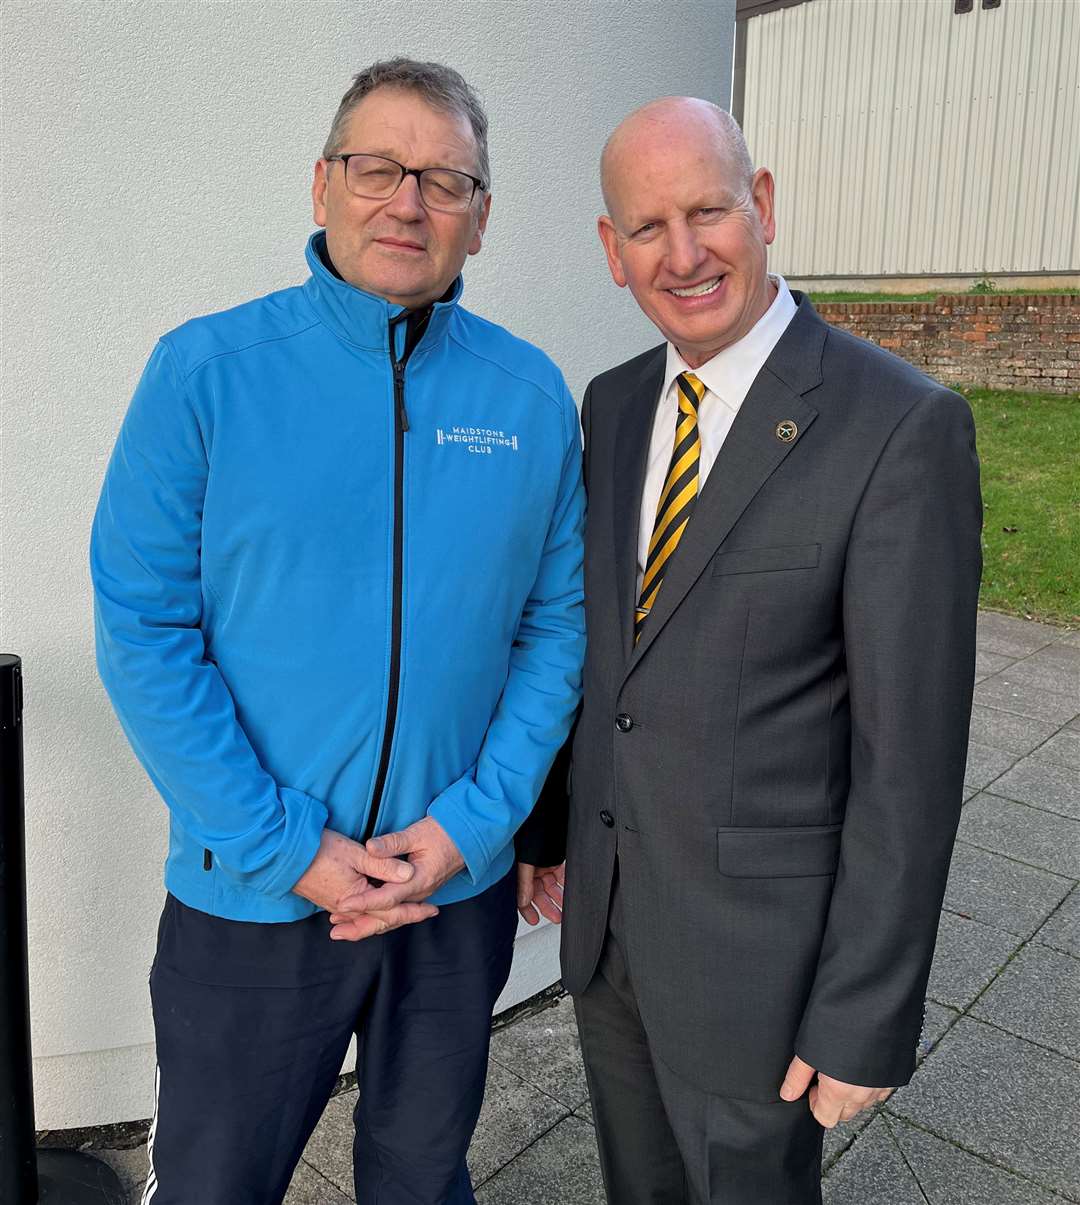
[326,153,487,213]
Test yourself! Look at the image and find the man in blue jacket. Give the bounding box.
[91,58,584,1205]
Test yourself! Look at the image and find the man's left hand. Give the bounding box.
[328,817,465,938]
[779,1055,894,1128]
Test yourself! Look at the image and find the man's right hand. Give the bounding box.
[517,862,565,925]
[293,828,439,940]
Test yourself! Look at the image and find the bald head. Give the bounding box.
[601,97,754,221]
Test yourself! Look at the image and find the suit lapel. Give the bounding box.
[612,348,666,663]
[626,296,827,676]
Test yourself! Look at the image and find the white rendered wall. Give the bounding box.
[1,0,733,1127]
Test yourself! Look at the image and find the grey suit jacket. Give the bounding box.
[519,294,982,1100]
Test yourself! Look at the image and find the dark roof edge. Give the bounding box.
[737,0,813,19]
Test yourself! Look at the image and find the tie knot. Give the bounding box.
[676,372,705,414]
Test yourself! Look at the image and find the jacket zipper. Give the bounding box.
[361,328,409,843]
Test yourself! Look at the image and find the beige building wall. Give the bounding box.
[741,0,1080,279]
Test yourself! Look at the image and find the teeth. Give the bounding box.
[670,277,722,298]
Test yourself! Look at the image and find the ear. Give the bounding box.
[312,158,329,228]
[751,167,776,246]
[467,190,492,257]
[597,215,627,288]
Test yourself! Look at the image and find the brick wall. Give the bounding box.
[814,294,1080,395]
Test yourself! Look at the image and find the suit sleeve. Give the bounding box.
[514,383,592,868]
[428,382,586,883]
[794,388,982,1088]
[91,340,328,899]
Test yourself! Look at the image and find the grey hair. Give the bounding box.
[322,58,490,189]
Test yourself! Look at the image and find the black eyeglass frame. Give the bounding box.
[325,153,487,211]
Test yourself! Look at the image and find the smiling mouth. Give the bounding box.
[668,277,723,298]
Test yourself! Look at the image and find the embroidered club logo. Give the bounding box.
[435,426,520,456]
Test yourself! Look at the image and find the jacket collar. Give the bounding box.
[301,230,463,353]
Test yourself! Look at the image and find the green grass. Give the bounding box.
[810,287,1078,303]
[963,388,1080,626]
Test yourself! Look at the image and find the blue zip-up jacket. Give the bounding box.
[91,232,585,922]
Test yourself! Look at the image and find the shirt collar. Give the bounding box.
[301,230,463,353]
[662,274,798,411]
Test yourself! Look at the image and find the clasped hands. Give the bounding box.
[293,820,465,941]
[517,860,894,1129]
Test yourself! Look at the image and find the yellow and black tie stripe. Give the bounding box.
[635,372,705,643]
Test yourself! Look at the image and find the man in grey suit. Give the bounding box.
[516,98,982,1203]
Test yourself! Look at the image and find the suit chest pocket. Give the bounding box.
[712,542,821,577]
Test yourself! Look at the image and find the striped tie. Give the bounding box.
[635,372,705,643]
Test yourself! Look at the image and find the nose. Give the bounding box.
[385,171,426,222]
[665,220,708,281]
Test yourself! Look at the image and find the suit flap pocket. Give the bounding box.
[712,543,820,576]
[716,824,842,877]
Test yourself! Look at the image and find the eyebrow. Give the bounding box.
[346,147,478,174]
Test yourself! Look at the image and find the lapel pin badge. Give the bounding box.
[776,420,798,443]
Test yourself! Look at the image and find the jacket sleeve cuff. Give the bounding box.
[795,1018,918,1090]
[428,783,492,885]
[258,787,329,899]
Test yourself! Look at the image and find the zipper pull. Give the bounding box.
[393,360,409,431]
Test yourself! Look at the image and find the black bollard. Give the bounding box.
[0,655,125,1204]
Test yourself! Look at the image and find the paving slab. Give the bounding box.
[943,841,1074,938]
[821,1107,875,1172]
[890,1117,1070,1204]
[977,613,1062,659]
[1004,652,1080,697]
[1020,641,1080,673]
[468,1060,569,1186]
[964,740,1018,790]
[968,705,1058,757]
[990,758,1080,820]
[889,1018,1080,1199]
[91,1146,148,1203]
[974,675,1080,727]
[489,994,589,1110]
[976,648,1018,681]
[1036,885,1080,958]
[958,794,1080,879]
[286,1159,355,1204]
[926,910,1020,1010]
[822,1117,924,1204]
[918,1000,959,1062]
[1059,630,1080,650]
[475,1116,605,1203]
[300,1089,358,1196]
[971,943,1080,1061]
[1032,730,1080,772]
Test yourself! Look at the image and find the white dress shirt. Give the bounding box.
[636,275,799,591]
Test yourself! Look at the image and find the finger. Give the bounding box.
[808,1084,844,1129]
[538,873,564,902]
[517,864,536,909]
[354,847,415,883]
[518,901,540,926]
[335,879,420,914]
[535,890,563,925]
[330,902,437,940]
[779,1055,815,1101]
[366,829,415,859]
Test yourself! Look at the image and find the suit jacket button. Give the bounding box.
[615,713,634,732]
[600,810,615,827]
